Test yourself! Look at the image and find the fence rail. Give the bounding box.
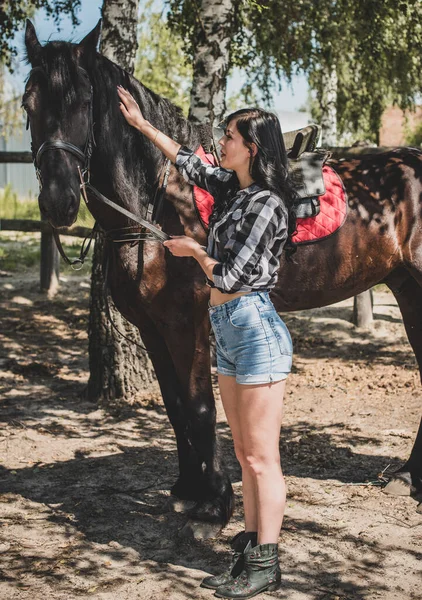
[1,148,90,294]
[0,151,32,164]
[1,219,91,238]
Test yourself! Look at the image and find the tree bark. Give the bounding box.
[189,0,236,368]
[87,0,158,408]
[88,237,159,406]
[188,0,236,126]
[101,0,140,70]
[320,66,338,146]
[320,66,374,327]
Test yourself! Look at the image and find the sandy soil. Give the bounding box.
[0,273,421,600]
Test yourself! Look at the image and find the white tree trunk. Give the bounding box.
[320,66,338,146]
[319,66,374,327]
[101,0,139,71]
[188,0,235,126]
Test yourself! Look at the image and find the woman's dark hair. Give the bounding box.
[216,107,298,259]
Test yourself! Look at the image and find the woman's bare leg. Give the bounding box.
[236,379,286,545]
[218,374,258,532]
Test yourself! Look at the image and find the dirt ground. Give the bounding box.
[0,272,421,600]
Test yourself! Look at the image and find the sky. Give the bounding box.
[9,0,309,114]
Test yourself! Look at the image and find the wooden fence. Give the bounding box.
[0,150,91,294]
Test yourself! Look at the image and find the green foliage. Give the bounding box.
[0,230,90,273]
[135,0,193,115]
[405,120,422,147]
[0,232,41,271]
[0,184,94,227]
[0,184,37,219]
[0,183,94,274]
[167,0,422,139]
[0,60,27,138]
[226,79,263,112]
[1,0,81,71]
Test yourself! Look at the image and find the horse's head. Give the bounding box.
[23,20,101,228]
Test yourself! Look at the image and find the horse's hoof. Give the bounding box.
[179,519,222,540]
[384,472,413,496]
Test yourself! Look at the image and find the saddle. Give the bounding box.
[207,124,328,219]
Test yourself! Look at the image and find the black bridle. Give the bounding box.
[27,65,170,269]
[30,66,95,192]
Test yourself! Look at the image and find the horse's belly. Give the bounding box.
[272,217,399,312]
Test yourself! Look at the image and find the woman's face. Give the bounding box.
[218,118,253,172]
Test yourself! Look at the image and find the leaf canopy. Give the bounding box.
[167,0,422,138]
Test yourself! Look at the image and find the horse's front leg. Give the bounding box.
[134,305,208,502]
[163,304,234,537]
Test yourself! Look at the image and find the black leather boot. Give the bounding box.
[200,531,257,590]
[214,540,281,599]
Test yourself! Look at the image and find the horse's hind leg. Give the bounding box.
[384,268,422,498]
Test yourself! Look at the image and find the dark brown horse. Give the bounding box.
[23,21,422,535]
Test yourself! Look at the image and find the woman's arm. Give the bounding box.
[162,236,219,280]
[117,86,235,195]
[117,86,181,162]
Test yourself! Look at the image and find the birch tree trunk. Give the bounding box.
[188,0,236,368]
[320,67,338,146]
[320,66,373,326]
[188,0,235,126]
[87,0,158,407]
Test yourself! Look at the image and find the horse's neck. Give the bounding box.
[88,55,201,233]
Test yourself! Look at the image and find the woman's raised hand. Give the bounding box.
[117,86,147,130]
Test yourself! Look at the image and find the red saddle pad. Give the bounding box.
[292,165,347,244]
[192,145,217,230]
[192,146,347,243]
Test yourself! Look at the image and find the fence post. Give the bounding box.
[39,216,60,295]
[352,289,374,328]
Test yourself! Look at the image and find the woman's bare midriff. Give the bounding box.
[209,288,251,307]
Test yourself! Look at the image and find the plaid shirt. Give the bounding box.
[175,145,288,293]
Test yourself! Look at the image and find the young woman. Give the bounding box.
[117,86,297,600]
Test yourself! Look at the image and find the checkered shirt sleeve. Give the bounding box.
[212,192,288,293]
[175,145,234,196]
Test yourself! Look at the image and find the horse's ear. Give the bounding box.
[77,19,102,60]
[25,20,42,65]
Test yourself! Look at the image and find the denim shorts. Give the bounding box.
[208,291,293,385]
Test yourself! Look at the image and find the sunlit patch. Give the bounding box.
[11,296,33,306]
